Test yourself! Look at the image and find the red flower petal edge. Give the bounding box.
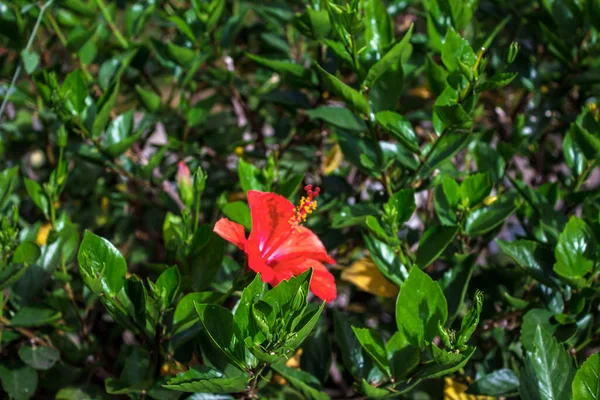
[213,189,336,302]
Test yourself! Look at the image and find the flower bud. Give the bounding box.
[507,42,519,64]
[176,161,194,208]
[57,126,68,148]
[193,166,207,195]
[483,195,498,206]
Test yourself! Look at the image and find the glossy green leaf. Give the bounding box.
[315,64,369,115]
[92,81,120,138]
[375,111,420,153]
[396,267,448,347]
[77,231,127,296]
[135,85,161,112]
[352,327,390,377]
[305,106,366,132]
[24,178,49,219]
[554,217,597,286]
[271,363,330,400]
[464,191,519,236]
[460,172,492,208]
[573,353,600,400]
[520,326,575,400]
[362,24,413,89]
[415,225,458,268]
[468,369,520,396]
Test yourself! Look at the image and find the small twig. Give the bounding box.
[93,0,129,49]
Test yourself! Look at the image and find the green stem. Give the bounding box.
[93,0,129,49]
[366,119,393,197]
[403,128,448,188]
[0,0,54,121]
[574,160,596,192]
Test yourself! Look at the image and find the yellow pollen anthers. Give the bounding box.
[289,185,320,229]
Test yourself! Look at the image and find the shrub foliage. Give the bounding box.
[1,0,600,398]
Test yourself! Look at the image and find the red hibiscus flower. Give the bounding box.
[213,186,337,302]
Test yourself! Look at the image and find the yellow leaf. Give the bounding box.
[342,257,399,298]
[444,377,492,400]
[35,223,52,247]
[322,144,343,175]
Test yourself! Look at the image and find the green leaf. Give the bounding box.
[572,353,600,400]
[194,303,245,369]
[314,64,369,115]
[155,266,180,308]
[386,188,416,226]
[271,363,330,400]
[441,28,476,72]
[434,104,472,129]
[18,346,60,371]
[521,309,557,353]
[415,225,458,268]
[233,274,266,341]
[135,85,161,112]
[468,369,520,396]
[172,292,220,332]
[473,141,505,182]
[362,0,393,63]
[24,178,50,219]
[238,158,267,192]
[61,69,88,115]
[0,363,38,400]
[246,54,309,80]
[21,49,40,74]
[386,330,419,380]
[464,191,519,236]
[563,130,587,177]
[77,231,127,297]
[396,266,448,347]
[455,290,483,348]
[521,326,575,400]
[10,307,62,327]
[333,310,374,381]
[496,239,559,288]
[351,327,390,377]
[419,131,472,177]
[460,172,492,208]
[416,345,476,379]
[554,217,598,286]
[571,123,600,161]
[0,263,32,290]
[163,366,249,393]
[166,42,198,67]
[375,111,420,153]
[105,110,140,157]
[440,254,475,322]
[12,241,41,265]
[477,72,518,91]
[305,106,366,132]
[92,81,120,138]
[364,235,409,287]
[0,166,18,208]
[189,227,225,291]
[362,24,413,90]
[221,202,251,231]
[331,203,379,229]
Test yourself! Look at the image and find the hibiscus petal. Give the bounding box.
[246,237,275,282]
[265,226,335,265]
[247,190,295,254]
[272,259,337,302]
[213,218,247,250]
